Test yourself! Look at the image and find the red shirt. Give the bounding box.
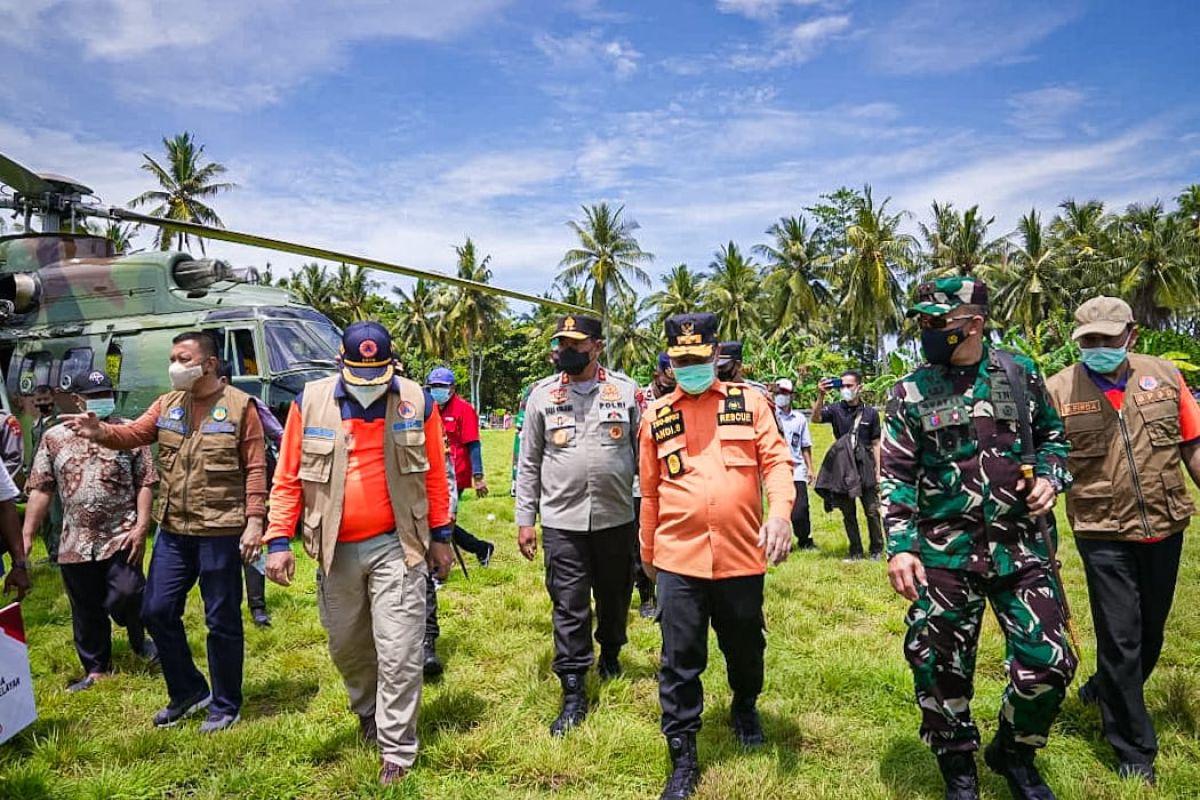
[439,393,480,492]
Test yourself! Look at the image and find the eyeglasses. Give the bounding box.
[917,314,977,331]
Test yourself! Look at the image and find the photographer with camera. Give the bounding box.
[813,370,883,561]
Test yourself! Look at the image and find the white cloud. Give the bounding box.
[716,0,833,21]
[1007,86,1088,140]
[0,0,510,110]
[871,0,1082,75]
[533,29,642,78]
[728,13,851,69]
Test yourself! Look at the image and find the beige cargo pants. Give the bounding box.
[317,533,427,768]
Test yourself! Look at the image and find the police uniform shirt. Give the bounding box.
[776,408,812,483]
[515,368,640,531]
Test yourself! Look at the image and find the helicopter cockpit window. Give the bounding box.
[263,320,341,373]
[18,351,53,395]
[60,348,94,386]
[228,329,260,376]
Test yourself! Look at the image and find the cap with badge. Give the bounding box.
[907,277,989,317]
[1071,296,1134,341]
[340,320,395,386]
[67,369,114,395]
[552,314,603,342]
[665,313,719,358]
[776,378,794,394]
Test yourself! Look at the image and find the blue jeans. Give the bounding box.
[142,529,244,716]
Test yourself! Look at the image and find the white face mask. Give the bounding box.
[774,393,792,410]
[840,387,858,403]
[346,382,388,408]
[169,362,204,391]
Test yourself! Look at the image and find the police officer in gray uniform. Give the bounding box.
[516,313,641,736]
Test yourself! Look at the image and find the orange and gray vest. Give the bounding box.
[1046,355,1195,541]
[296,376,431,573]
[155,386,252,536]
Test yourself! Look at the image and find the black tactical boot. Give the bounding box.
[597,648,623,680]
[660,734,700,800]
[730,694,765,747]
[936,751,981,800]
[549,672,587,737]
[984,728,1056,800]
[422,637,443,679]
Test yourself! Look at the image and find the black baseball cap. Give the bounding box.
[552,314,603,341]
[665,313,718,358]
[717,341,743,366]
[69,369,114,395]
[340,321,395,386]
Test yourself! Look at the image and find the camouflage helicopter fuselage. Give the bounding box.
[0,232,341,470]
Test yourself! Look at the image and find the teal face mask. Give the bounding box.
[430,387,452,405]
[86,397,116,418]
[1080,346,1128,374]
[674,362,715,395]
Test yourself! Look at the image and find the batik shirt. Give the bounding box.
[881,344,1071,576]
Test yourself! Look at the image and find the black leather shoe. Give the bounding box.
[358,713,378,744]
[984,731,1056,799]
[597,650,623,680]
[251,608,271,628]
[549,673,587,736]
[730,695,765,747]
[423,638,444,679]
[660,734,700,799]
[936,751,981,800]
[1117,762,1155,786]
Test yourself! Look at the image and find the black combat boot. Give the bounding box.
[597,648,623,680]
[984,727,1056,800]
[660,734,700,800]
[936,751,981,800]
[422,637,443,679]
[730,694,765,747]
[549,672,588,736]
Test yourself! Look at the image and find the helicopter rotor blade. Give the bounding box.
[0,153,55,197]
[104,208,591,314]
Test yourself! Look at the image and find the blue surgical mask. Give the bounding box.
[674,362,715,396]
[430,387,451,405]
[86,397,116,418]
[1080,346,1128,375]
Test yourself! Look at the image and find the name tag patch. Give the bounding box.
[1062,400,1102,416]
[1133,388,1177,406]
[201,422,236,434]
[392,420,422,432]
[302,426,337,439]
[156,417,186,433]
[652,409,684,443]
[717,410,753,426]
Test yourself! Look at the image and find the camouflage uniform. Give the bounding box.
[882,278,1077,756]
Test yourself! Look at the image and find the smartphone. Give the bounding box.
[827,377,843,389]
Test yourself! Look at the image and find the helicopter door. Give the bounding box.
[222,325,265,398]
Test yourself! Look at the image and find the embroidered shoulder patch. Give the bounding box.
[651,408,684,443]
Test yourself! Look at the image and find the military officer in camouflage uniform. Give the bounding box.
[515,313,640,736]
[881,277,1077,800]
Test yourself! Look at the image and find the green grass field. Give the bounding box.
[2,427,1198,799]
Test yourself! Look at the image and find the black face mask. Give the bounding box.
[717,363,736,382]
[35,403,54,415]
[557,348,591,376]
[921,326,969,366]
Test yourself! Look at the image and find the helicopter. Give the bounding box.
[0,150,587,469]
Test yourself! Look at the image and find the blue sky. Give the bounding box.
[2,0,1198,304]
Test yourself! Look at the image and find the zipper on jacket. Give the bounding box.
[1117,408,1153,538]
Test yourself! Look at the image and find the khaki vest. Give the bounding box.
[156,386,251,536]
[297,376,431,573]
[1046,355,1195,541]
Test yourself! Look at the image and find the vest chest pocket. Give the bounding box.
[299,436,335,483]
[1140,400,1182,447]
[392,428,429,474]
[545,416,576,449]
[1064,412,1108,459]
[718,424,757,468]
[157,428,184,472]
[202,435,244,528]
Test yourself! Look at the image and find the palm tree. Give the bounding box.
[332,264,379,324]
[646,263,706,325]
[755,216,831,338]
[558,202,654,313]
[605,297,658,376]
[919,202,1002,277]
[1175,184,1200,240]
[833,186,916,358]
[1111,202,1198,329]
[990,209,1070,338]
[287,262,339,322]
[129,132,236,254]
[444,238,507,408]
[704,241,762,342]
[1051,198,1112,293]
[392,279,446,356]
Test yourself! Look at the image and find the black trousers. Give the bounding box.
[60,555,147,675]
[243,563,267,613]
[657,570,765,737]
[1076,533,1184,766]
[542,523,635,674]
[837,486,883,556]
[632,500,654,603]
[791,480,812,546]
